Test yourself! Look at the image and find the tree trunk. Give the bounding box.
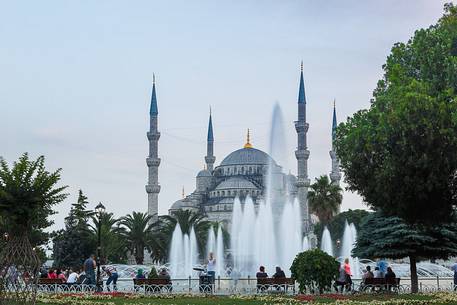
[409,255,418,293]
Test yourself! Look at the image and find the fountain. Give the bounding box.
[168,224,199,278]
[320,226,334,256]
[339,221,361,278]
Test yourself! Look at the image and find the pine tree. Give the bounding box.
[53,190,95,269]
[354,211,457,293]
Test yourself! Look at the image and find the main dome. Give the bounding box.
[220,147,276,166]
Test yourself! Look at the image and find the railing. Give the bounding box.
[26,276,457,295]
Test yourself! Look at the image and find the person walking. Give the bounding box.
[83,254,96,287]
[103,266,118,291]
[343,258,352,291]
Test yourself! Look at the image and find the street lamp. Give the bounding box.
[336,239,341,249]
[95,202,105,291]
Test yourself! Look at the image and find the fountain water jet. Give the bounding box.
[320,226,334,256]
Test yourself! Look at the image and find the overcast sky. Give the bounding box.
[0,0,452,231]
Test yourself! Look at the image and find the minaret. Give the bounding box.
[205,109,216,171]
[329,100,341,185]
[294,62,311,231]
[146,75,161,220]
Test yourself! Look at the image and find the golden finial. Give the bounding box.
[300,61,303,72]
[244,129,253,148]
[182,186,185,199]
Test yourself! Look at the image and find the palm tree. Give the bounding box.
[90,212,127,264]
[308,175,343,224]
[159,210,212,258]
[119,212,155,265]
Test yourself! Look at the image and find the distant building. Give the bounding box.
[146,64,340,232]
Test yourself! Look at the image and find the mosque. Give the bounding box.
[145,64,341,232]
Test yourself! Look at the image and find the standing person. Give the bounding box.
[343,258,352,291]
[207,252,216,282]
[452,262,457,291]
[103,266,118,291]
[84,254,96,287]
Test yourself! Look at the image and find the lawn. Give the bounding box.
[33,292,457,305]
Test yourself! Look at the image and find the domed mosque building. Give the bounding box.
[145,64,341,233]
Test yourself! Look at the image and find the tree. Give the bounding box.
[0,153,68,304]
[159,210,212,259]
[290,249,339,294]
[335,4,457,225]
[353,211,457,293]
[0,153,68,246]
[90,212,127,264]
[308,175,343,224]
[53,190,95,269]
[120,212,154,265]
[314,209,370,247]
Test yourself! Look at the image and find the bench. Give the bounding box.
[133,278,172,293]
[361,278,401,292]
[256,278,295,293]
[37,278,66,284]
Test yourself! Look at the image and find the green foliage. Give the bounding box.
[90,212,127,264]
[290,249,339,293]
[314,209,370,247]
[334,4,457,225]
[159,210,212,259]
[53,190,95,269]
[120,212,155,265]
[354,211,457,292]
[0,153,68,246]
[308,175,343,224]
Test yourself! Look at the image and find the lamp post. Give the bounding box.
[95,202,105,291]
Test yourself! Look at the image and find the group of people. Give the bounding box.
[256,266,286,279]
[333,258,397,293]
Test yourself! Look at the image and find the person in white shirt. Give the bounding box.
[66,268,79,284]
[207,252,216,282]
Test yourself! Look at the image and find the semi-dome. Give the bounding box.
[215,177,257,190]
[220,147,275,166]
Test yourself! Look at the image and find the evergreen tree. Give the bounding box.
[53,190,95,268]
[334,4,457,225]
[354,211,457,293]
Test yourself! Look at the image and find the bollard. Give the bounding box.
[248,275,250,285]
[217,275,220,291]
[437,275,440,290]
[420,282,422,292]
[188,276,191,292]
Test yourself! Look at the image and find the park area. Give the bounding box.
[33,292,457,305]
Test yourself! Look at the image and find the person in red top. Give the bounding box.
[47,268,57,279]
[56,268,67,282]
[343,258,352,290]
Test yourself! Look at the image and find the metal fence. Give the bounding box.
[31,276,457,295]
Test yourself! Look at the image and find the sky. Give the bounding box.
[0,0,453,231]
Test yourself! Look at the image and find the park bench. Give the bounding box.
[133,278,172,293]
[256,278,295,293]
[37,278,66,284]
[361,278,401,293]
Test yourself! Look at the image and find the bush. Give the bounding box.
[290,249,339,293]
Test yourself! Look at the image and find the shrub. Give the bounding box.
[290,249,339,293]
